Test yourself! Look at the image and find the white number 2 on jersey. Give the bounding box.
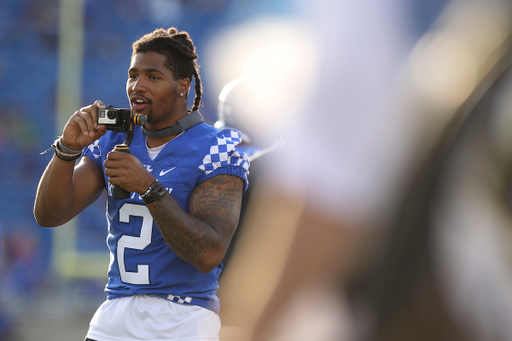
[117,203,153,284]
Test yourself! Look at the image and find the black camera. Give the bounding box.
[97,105,132,132]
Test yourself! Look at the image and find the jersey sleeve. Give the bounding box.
[197,129,250,192]
[82,139,103,168]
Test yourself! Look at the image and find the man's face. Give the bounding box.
[127,51,180,129]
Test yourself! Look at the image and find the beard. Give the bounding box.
[144,97,178,128]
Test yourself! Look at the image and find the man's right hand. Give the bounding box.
[61,99,108,151]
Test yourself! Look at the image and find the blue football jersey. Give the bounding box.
[82,122,250,314]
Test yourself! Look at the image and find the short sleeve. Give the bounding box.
[82,139,102,168]
[198,129,250,192]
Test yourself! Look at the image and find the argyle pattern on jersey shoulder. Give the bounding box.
[199,130,250,175]
[87,140,101,160]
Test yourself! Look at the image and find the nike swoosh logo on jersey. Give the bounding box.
[159,167,176,176]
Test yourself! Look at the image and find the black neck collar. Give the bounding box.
[141,110,204,139]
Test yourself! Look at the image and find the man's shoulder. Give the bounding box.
[181,124,243,148]
[187,122,220,136]
[202,128,244,154]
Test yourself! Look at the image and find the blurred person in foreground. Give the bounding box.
[218,0,512,340]
[34,27,249,341]
[218,0,416,337]
[213,77,284,272]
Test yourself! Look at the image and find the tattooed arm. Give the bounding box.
[147,174,245,273]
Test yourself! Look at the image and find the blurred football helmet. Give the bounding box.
[215,78,281,149]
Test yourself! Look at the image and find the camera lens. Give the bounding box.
[107,110,116,119]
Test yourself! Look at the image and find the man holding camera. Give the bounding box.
[34,27,249,341]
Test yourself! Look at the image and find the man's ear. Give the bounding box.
[179,78,191,96]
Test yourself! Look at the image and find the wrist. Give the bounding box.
[60,138,82,153]
[49,137,82,161]
[140,178,167,204]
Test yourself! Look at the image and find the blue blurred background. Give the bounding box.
[0,0,446,339]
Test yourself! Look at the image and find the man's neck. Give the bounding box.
[144,107,189,147]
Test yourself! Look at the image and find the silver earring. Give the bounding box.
[180,93,183,96]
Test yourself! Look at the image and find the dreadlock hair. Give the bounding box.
[132,27,203,111]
